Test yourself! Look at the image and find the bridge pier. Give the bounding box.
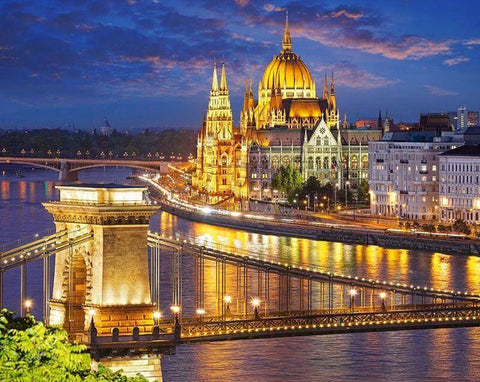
[58,160,78,181]
[95,355,163,382]
[43,184,159,339]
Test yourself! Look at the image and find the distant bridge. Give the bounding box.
[0,157,186,180]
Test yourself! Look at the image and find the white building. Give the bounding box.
[369,131,460,220]
[439,145,480,223]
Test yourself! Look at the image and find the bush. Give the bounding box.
[0,309,147,381]
[452,219,471,235]
[437,224,452,233]
[421,223,436,233]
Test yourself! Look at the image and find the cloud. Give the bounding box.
[316,62,399,89]
[424,85,458,96]
[331,10,363,20]
[263,3,285,12]
[443,56,470,66]
[464,39,480,46]
[235,0,250,7]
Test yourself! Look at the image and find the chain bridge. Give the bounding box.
[1,183,480,378]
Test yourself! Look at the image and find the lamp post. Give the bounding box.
[24,299,32,316]
[345,181,350,209]
[379,292,387,311]
[349,288,356,312]
[224,295,232,319]
[335,183,340,211]
[170,305,181,342]
[252,298,261,320]
[196,308,205,322]
[153,311,161,326]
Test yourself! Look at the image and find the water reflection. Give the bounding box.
[2,167,480,381]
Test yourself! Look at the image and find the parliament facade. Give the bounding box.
[193,15,382,204]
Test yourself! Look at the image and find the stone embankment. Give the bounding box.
[159,202,480,256]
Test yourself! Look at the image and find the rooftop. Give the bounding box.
[439,145,480,157]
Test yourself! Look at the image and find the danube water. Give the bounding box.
[1,165,480,381]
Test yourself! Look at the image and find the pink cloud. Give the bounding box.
[263,3,285,12]
[331,10,363,20]
[443,56,470,66]
[424,85,458,96]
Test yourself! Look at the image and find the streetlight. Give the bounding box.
[349,288,356,311]
[170,305,181,342]
[153,311,161,325]
[379,292,387,311]
[196,308,206,322]
[335,183,340,211]
[24,299,32,315]
[224,295,232,317]
[251,298,261,320]
[345,181,350,208]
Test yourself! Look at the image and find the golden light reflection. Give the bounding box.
[430,253,452,290]
[1,181,9,199]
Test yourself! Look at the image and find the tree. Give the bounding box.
[0,309,147,381]
[299,176,321,208]
[437,224,452,233]
[271,165,303,203]
[421,223,436,233]
[452,219,471,235]
[357,179,369,202]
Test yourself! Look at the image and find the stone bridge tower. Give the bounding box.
[43,184,159,339]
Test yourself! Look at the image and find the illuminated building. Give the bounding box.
[439,145,480,223]
[192,61,248,205]
[194,14,383,204]
[369,131,459,220]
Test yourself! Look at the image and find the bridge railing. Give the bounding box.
[147,231,480,304]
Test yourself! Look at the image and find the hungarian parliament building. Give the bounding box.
[192,15,383,204]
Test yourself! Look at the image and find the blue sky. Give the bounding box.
[0,0,479,130]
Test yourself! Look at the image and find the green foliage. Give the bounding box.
[0,309,147,382]
[452,219,471,235]
[297,177,336,209]
[437,224,452,233]
[357,179,369,202]
[271,165,303,203]
[0,128,197,159]
[421,223,436,233]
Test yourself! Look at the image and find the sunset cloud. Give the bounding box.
[443,56,470,66]
[424,85,458,96]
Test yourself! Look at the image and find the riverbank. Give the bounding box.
[157,199,480,256]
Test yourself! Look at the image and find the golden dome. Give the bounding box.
[261,51,314,90]
[260,13,315,93]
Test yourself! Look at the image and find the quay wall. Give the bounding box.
[159,203,480,256]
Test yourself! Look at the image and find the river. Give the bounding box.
[1,164,479,381]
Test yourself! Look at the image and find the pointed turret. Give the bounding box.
[384,111,390,132]
[343,113,348,129]
[329,70,336,110]
[323,71,329,100]
[282,11,292,51]
[211,61,218,91]
[378,109,383,129]
[248,78,255,110]
[243,79,249,111]
[220,60,228,90]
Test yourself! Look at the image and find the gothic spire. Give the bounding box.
[282,11,292,51]
[323,71,329,100]
[330,69,335,94]
[220,60,228,90]
[211,60,218,91]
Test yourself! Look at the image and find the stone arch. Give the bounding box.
[60,246,93,333]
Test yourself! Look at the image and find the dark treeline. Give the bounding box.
[0,128,197,159]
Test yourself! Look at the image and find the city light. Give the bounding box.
[24,299,32,309]
[196,308,206,315]
[153,311,161,320]
[379,292,387,300]
[349,288,357,296]
[170,305,181,314]
[224,295,232,304]
[251,298,261,307]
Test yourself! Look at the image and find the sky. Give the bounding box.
[1,0,480,130]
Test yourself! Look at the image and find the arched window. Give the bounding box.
[261,156,268,169]
[351,155,358,170]
[221,155,228,167]
[323,157,329,169]
[294,156,301,170]
[316,157,321,170]
[308,157,314,170]
[362,155,368,169]
[323,137,329,146]
[331,157,337,171]
[282,156,291,167]
[272,156,279,170]
[316,137,321,146]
